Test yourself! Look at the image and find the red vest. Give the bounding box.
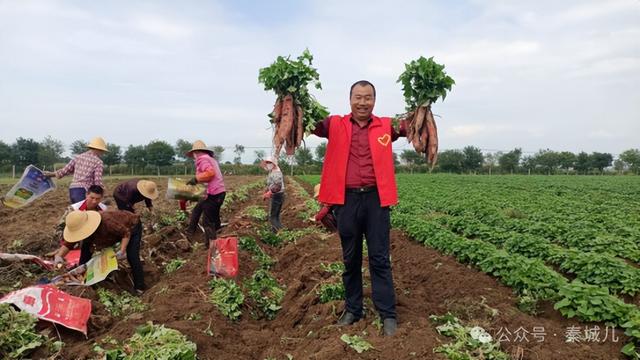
[318,114,398,207]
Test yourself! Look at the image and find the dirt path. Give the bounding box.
[0,176,625,359]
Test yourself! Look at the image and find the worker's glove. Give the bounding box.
[186,177,198,186]
[115,250,127,260]
[262,191,272,200]
[54,255,65,266]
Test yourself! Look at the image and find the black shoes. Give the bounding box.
[383,318,397,336]
[336,312,360,326]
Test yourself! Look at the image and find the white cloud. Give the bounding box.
[131,14,194,40]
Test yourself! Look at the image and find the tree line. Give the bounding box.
[0,137,638,175]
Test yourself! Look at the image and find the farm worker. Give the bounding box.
[51,185,108,264]
[184,140,226,246]
[311,80,407,336]
[113,179,159,213]
[312,183,337,232]
[61,210,146,294]
[260,156,285,232]
[43,137,107,203]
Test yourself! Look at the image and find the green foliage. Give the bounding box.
[0,304,45,359]
[397,56,455,110]
[96,322,197,360]
[317,282,345,303]
[245,269,285,320]
[340,334,373,354]
[164,258,186,274]
[209,278,244,321]
[553,281,635,324]
[258,227,283,247]
[97,288,147,317]
[258,49,329,131]
[244,205,268,221]
[239,236,275,270]
[145,140,175,167]
[430,313,509,360]
[319,262,344,276]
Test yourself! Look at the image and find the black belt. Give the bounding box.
[346,186,377,194]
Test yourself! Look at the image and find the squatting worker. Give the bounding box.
[184,140,226,247]
[44,137,107,203]
[260,156,285,232]
[113,179,159,213]
[312,80,407,336]
[61,210,146,295]
[51,185,108,265]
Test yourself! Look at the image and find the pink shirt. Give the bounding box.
[55,151,104,190]
[196,154,225,195]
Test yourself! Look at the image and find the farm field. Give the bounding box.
[0,174,638,359]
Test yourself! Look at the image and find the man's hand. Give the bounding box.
[115,250,127,260]
[262,191,272,200]
[146,207,154,214]
[186,177,198,186]
[43,171,56,178]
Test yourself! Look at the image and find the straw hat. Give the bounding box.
[137,180,159,200]
[313,184,321,199]
[87,137,108,152]
[185,140,213,157]
[63,210,102,243]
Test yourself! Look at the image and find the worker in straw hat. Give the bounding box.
[113,179,159,214]
[260,156,285,232]
[184,140,226,246]
[61,209,146,294]
[44,137,108,203]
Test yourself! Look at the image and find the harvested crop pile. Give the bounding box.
[258,49,329,159]
[397,56,455,169]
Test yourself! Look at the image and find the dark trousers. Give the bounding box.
[69,188,86,203]
[269,192,284,232]
[188,192,226,243]
[78,221,145,290]
[336,190,396,319]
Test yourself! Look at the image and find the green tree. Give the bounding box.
[574,152,591,174]
[0,140,11,164]
[175,139,193,162]
[212,146,225,162]
[38,136,64,167]
[294,147,314,166]
[557,151,576,173]
[484,152,499,174]
[102,143,122,166]
[233,144,245,165]
[438,149,464,173]
[12,137,40,167]
[533,149,560,174]
[619,149,640,174]
[400,150,426,166]
[315,142,327,162]
[462,146,483,173]
[69,139,87,155]
[498,148,522,174]
[124,145,147,167]
[590,152,613,173]
[253,150,266,165]
[613,159,625,173]
[145,140,175,166]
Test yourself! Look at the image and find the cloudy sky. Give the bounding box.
[0,0,638,161]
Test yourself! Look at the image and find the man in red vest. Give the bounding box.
[312,80,405,336]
